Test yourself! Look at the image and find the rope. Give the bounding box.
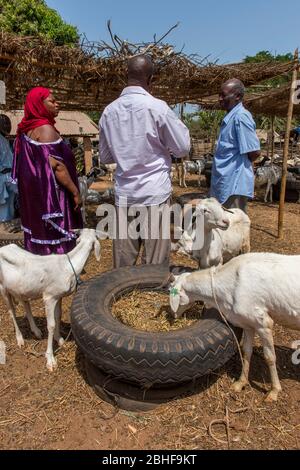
[66,254,83,292]
[209,267,244,366]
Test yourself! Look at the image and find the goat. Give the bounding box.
[0,229,100,371]
[169,252,300,401]
[178,158,208,188]
[172,198,250,269]
[255,162,281,203]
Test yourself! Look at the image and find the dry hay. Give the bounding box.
[112,290,204,332]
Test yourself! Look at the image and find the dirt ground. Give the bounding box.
[0,175,299,450]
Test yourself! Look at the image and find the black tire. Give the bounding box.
[288,166,300,176]
[84,359,219,412]
[273,177,300,202]
[71,264,242,386]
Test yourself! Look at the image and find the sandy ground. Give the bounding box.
[0,175,299,450]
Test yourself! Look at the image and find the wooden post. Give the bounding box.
[278,49,299,239]
[83,136,93,175]
[270,116,275,162]
[180,103,185,121]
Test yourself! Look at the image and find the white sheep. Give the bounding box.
[179,159,207,188]
[255,163,281,203]
[0,229,100,371]
[169,252,300,401]
[172,198,250,269]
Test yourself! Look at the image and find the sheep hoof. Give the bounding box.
[33,328,43,340]
[231,380,247,393]
[264,390,279,402]
[17,336,25,348]
[46,355,57,372]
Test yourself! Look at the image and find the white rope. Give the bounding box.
[209,267,244,366]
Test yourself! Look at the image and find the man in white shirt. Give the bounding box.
[99,55,190,268]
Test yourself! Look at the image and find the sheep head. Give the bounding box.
[77,229,101,261]
[195,198,230,231]
[169,273,192,318]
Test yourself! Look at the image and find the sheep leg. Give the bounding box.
[54,298,64,347]
[44,297,59,371]
[198,168,201,187]
[183,164,187,188]
[257,326,282,401]
[270,184,273,204]
[231,328,255,392]
[176,162,180,183]
[22,301,42,339]
[81,199,86,225]
[265,180,271,203]
[178,164,182,187]
[2,292,24,348]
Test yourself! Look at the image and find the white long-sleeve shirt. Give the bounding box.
[99,86,190,206]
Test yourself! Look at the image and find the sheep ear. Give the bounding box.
[170,288,180,313]
[96,229,108,240]
[94,240,101,261]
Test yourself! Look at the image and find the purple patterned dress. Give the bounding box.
[12,134,83,255]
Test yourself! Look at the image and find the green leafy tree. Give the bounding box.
[0,0,79,45]
[183,110,225,144]
[244,50,293,64]
[244,50,293,89]
[255,115,285,133]
[88,111,101,125]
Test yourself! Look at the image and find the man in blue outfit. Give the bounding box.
[210,78,261,213]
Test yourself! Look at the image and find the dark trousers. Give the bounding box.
[223,195,249,214]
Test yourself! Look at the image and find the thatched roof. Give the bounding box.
[245,84,300,117]
[0,31,295,112]
[5,110,98,137]
[196,83,300,117]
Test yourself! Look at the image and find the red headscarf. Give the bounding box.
[17,87,58,137]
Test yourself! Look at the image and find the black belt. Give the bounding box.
[0,168,12,174]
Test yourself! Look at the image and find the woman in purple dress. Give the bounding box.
[12,87,83,255]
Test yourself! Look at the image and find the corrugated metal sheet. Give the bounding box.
[5,110,99,137]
